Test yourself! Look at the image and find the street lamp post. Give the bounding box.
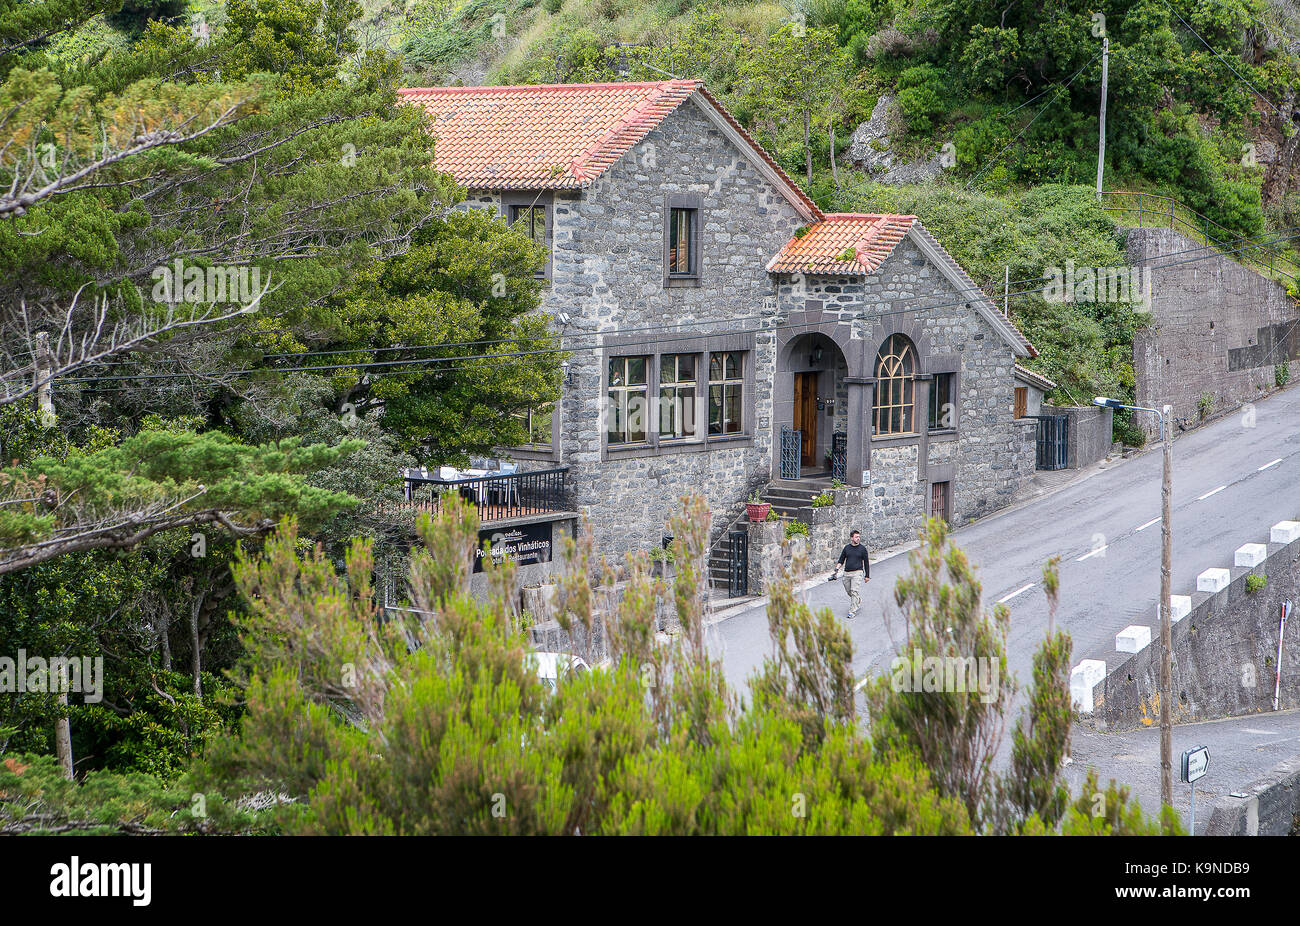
[1095,397,1174,825]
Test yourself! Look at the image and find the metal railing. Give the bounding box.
[402,466,570,523]
[1099,190,1299,285]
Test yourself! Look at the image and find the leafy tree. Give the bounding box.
[196,494,1169,836]
[862,516,1015,827]
[739,23,853,186]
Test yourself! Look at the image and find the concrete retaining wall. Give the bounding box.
[1086,527,1300,730]
[1204,754,1300,836]
[1060,405,1113,469]
[1128,227,1299,441]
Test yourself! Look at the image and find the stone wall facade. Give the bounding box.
[772,238,1037,549]
[460,98,1038,564]
[1129,227,1299,440]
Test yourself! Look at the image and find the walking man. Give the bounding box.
[829,529,870,619]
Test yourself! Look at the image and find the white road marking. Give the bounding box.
[1077,545,1107,561]
[1136,517,1161,531]
[1197,485,1226,501]
[997,583,1035,604]
[854,676,870,692]
[1242,728,1278,735]
[1258,458,1283,471]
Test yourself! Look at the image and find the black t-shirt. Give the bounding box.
[838,542,869,576]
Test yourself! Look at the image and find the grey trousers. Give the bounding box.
[842,571,865,610]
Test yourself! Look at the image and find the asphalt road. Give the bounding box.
[1069,710,1300,834]
[706,385,1300,812]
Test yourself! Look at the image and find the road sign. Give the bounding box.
[1181,745,1209,783]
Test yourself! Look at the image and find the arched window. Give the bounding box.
[873,334,916,435]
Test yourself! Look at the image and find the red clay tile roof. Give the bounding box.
[770,214,1038,358]
[395,81,820,220]
[766,213,915,275]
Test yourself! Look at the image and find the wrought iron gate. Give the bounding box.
[780,426,801,480]
[727,529,748,598]
[830,431,847,482]
[1033,414,1069,470]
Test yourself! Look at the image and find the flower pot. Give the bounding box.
[746,502,771,522]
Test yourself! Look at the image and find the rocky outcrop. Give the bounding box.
[843,93,946,185]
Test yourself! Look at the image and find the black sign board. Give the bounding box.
[474,522,553,573]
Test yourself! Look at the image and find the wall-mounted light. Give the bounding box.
[808,345,823,366]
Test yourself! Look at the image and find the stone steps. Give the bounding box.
[703,479,832,589]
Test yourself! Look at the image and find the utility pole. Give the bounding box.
[1003,266,1010,317]
[1096,35,1109,199]
[1160,402,1173,821]
[34,331,56,427]
[1092,396,1174,826]
[36,332,71,778]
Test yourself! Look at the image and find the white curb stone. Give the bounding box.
[1157,595,1192,623]
[1070,659,1107,713]
[1271,521,1300,544]
[1235,543,1267,568]
[1116,625,1151,653]
[1170,595,1191,622]
[1197,567,1231,593]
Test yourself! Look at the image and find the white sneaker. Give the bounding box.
[847,608,857,620]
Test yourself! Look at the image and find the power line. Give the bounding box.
[1163,0,1283,116]
[966,51,1102,190]
[48,224,1300,393]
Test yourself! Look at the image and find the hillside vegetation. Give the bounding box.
[48,0,1300,430]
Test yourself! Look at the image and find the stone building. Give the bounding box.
[397,79,1044,574]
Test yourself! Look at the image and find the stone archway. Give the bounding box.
[773,318,867,483]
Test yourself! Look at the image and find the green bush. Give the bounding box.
[811,491,834,508]
[1276,361,1290,388]
[895,64,947,136]
[784,518,810,538]
[1245,574,1267,594]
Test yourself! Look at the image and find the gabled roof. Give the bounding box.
[769,214,1037,358]
[1014,364,1057,392]
[766,213,915,275]
[395,80,821,220]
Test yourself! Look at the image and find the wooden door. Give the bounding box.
[930,481,949,524]
[794,372,818,467]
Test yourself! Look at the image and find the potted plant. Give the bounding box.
[745,489,770,522]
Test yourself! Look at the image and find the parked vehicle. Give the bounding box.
[528,651,591,692]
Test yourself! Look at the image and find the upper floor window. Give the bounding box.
[929,372,955,431]
[608,356,649,445]
[668,207,697,276]
[659,353,699,440]
[509,204,546,242]
[505,195,551,278]
[709,351,744,436]
[874,334,916,436]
